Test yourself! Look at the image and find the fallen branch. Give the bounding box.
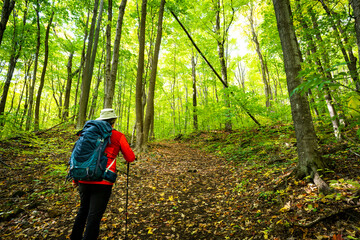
[0,158,12,168]
[35,115,75,136]
[349,149,360,157]
[169,9,261,127]
[295,204,360,228]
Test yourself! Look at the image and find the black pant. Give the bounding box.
[70,183,112,240]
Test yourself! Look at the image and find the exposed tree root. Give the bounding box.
[294,204,360,228]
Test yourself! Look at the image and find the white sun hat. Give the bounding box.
[96,108,118,120]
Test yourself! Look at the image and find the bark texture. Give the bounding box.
[34,11,54,131]
[104,0,128,108]
[272,0,329,192]
[0,0,15,46]
[77,0,103,128]
[135,0,148,152]
[144,0,165,143]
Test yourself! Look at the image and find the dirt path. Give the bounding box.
[107,141,245,239]
[2,135,359,239]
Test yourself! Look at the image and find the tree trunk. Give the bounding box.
[26,1,41,131]
[73,8,90,120]
[296,0,342,141]
[144,0,165,144]
[0,54,17,120]
[318,0,360,92]
[88,49,104,120]
[352,0,360,72]
[104,0,112,109]
[62,51,81,120]
[214,0,232,131]
[0,0,15,46]
[170,9,261,127]
[15,59,31,121]
[191,50,198,131]
[34,11,54,131]
[272,0,330,193]
[77,0,103,129]
[0,16,19,118]
[235,61,246,90]
[0,2,26,123]
[127,83,132,134]
[135,0,147,152]
[248,4,272,108]
[104,0,128,108]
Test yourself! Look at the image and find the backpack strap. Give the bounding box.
[105,159,116,172]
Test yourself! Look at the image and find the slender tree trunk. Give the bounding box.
[77,0,103,128]
[88,50,104,119]
[214,0,232,131]
[127,83,132,134]
[0,0,15,46]
[20,80,29,128]
[296,0,342,141]
[34,11,54,131]
[104,0,112,109]
[135,0,147,152]
[318,0,360,92]
[191,50,198,131]
[170,9,261,126]
[0,54,17,121]
[51,74,61,118]
[26,1,41,131]
[73,9,90,120]
[104,0,128,108]
[272,0,330,193]
[248,4,272,108]
[352,0,360,72]
[15,59,31,120]
[144,0,165,144]
[63,52,74,120]
[63,51,81,120]
[0,4,26,123]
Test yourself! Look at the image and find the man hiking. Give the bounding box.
[70,108,135,240]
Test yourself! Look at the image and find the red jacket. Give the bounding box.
[79,129,135,185]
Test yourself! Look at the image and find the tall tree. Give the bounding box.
[77,0,103,128]
[0,0,15,46]
[213,0,236,131]
[26,0,41,131]
[191,49,198,131]
[318,0,360,92]
[104,0,112,109]
[294,0,342,141]
[247,3,273,108]
[351,0,360,71]
[72,8,90,120]
[34,10,54,131]
[272,0,330,192]
[0,3,27,120]
[104,0,128,108]
[135,0,148,152]
[144,0,166,144]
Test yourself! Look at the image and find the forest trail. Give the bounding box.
[117,141,242,239]
[1,129,360,239]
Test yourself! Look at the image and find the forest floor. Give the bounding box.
[0,122,360,239]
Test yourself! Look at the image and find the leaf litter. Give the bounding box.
[0,123,359,239]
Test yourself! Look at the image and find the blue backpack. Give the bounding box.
[67,120,113,181]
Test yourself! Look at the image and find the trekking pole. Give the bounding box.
[125,162,130,240]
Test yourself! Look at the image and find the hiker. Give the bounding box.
[70,108,135,240]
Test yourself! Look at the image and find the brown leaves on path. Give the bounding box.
[1,131,359,239]
[117,141,242,239]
